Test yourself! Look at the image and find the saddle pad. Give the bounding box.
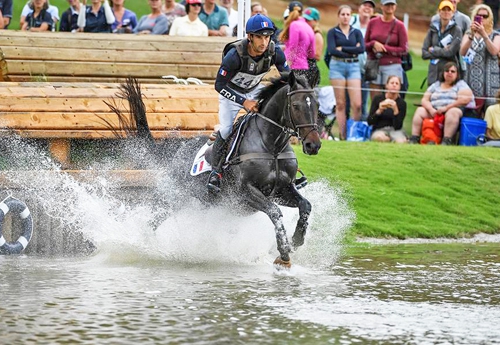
[190,142,212,176]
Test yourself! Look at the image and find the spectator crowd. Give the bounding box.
[1,0,500,144]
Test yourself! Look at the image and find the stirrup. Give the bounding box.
[207,171,222,193]
[295,169,308,190]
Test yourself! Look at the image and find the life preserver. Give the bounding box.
[0,196,34,255]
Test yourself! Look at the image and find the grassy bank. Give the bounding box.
[294,141,500,239]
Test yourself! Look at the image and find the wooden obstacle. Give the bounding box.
[0,31,231,83]
[0,81,220,166]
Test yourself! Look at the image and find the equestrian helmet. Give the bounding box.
[246,14,275,36]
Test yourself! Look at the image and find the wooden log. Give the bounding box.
[0,129,213,139]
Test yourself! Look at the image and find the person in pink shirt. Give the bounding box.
[279,1,318,87]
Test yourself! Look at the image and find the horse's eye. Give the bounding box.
[292,103,300,110]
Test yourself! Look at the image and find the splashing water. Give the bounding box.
[1,138,355,268]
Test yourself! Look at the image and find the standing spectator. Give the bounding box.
[21,0,59,30]
[349,0,376,120]
[251,2,263,15]
[422,0,463,86]
[476,0,498,29]
[460,4,500,111]
[0,0,13,29]
[22,0,54,32]
[303,7,322,86]
[364,0,408,100]
[199,0,229,37]
[109,0,137,33]
[368,75,407,143]
[78,0,115,33]
[134,0,169,35]
[60,0,81,32]
[431,0,471,35]
[325,5,364,140]
[484,89,500,140]
[169,0,208,37]
[409,62,474,145]
[219,0,237,36]
[162,0,185,34]
[279,1,318,87]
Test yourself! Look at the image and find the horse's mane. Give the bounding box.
[258,72,309,110]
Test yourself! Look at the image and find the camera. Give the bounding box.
[375,52,383,59]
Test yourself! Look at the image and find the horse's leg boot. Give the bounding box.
[207,132,227,193]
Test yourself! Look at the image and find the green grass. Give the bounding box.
[294,141,500,239]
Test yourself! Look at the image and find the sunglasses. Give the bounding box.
[477,13,489,19]
[445,69,457,73]
[190,3,202,6]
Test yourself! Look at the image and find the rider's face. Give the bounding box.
[248,34,271,55]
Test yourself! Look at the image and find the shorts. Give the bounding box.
[371,126,407,142]
[329,59,361,80]
[371,64,403,86]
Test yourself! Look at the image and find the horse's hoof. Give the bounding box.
[273,256,291,269]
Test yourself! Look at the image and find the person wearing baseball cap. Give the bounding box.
[303,7,323,63]
[421,0,461,86]
[279,0,319,87]
[430,0,470,35]
[169,0,208,36]
[348,0,377,120]
[364,0,408,99]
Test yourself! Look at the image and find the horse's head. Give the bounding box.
[286,72,321,155]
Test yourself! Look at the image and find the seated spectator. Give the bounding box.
[22,0,54,32]
[134,0,169,35]
[422,0,463,86]
[219,0,237,36]
[484,89,500,140]
[367,75,407,143]
[0,0,13,29]
[162,0,185,34]
[78,0,115,33]
[109,0,137,33]
[60,0,81,32]
[409,62,474,145]
[21,0,59,30]
[169,0,208,37]
[199,0,229,37]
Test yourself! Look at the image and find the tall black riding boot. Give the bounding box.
[207,132,227,193]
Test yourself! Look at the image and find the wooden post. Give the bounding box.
[48,139,71,168]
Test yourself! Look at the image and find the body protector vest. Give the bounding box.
[223,38,275,94]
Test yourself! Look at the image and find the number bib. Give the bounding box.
[230,72,267,91]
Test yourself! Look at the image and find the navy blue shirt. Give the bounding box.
[215,45,289,105]
[84,5,111,33]
[59,8,78,32]
[25,9,53,31]
[0,0,13,28]
[326,26,365,59]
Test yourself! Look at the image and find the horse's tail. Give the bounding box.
[102,77,155,149]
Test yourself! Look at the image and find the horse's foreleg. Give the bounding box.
[242,184,292,262]
[277,185,312,250]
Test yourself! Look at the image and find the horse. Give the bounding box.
[110,73,321,268]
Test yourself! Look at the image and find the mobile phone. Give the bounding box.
[474,15,483,24]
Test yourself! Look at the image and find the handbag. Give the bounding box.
[401,53,413,71]
[364,59,379,81]
[364,20,397,82]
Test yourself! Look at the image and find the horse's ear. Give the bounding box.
[289,70,296,88]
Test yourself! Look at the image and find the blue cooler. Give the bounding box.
[459,118,487,146]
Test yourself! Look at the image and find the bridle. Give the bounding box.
[255,86,318,143]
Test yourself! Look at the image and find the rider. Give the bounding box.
[207,13,289,193]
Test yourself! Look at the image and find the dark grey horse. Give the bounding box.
[110,73,321,268]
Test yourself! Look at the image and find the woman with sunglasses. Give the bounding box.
[169,0,208,36]
[409,61,474,145]
[460,4,500,111]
